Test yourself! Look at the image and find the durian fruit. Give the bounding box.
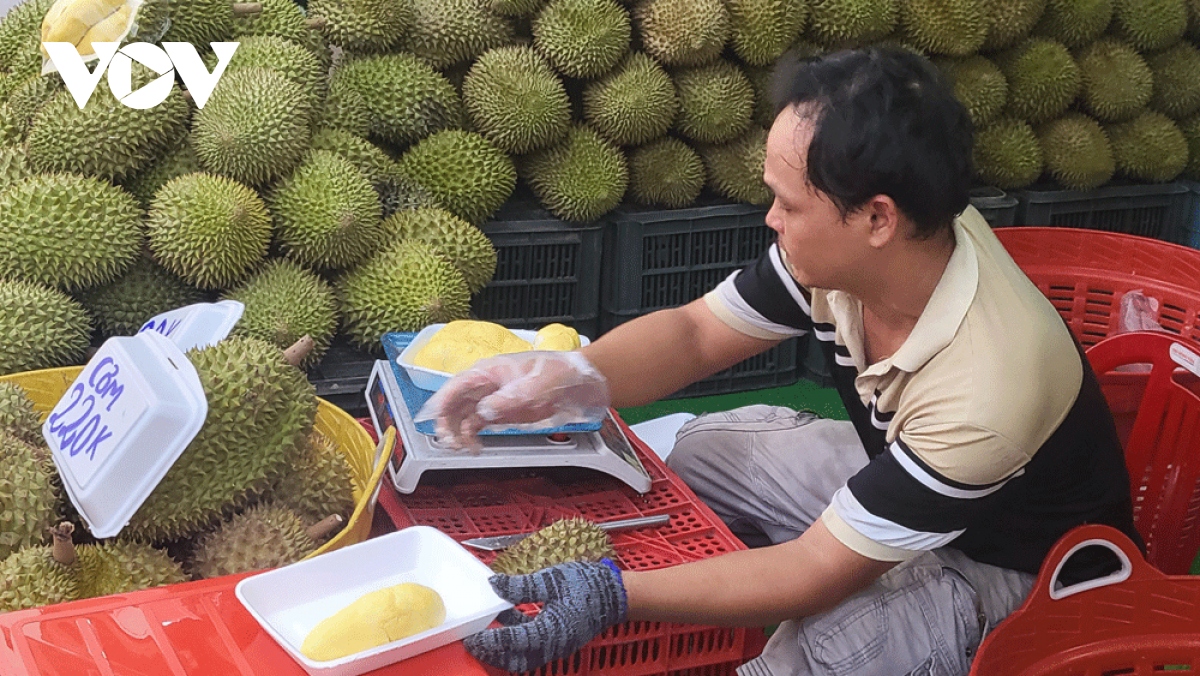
[900,0,988,55]
[0,382,40,445]
[0,280,91,376]
[727,0,808,64]
[271,431,356,526]
[809,0,896,48]
[301,583,446,662]
[308,0,413,52]
[396,129,517,225]
[523,124,629,222]
[122,337,317,542]
[582,51,678,147]
[231,0,321,48]
[935,56,1008,129]
[0,104,21,146]
[634,0,730,68]
[147,173,272,290]
[328,53,464,146]
[160,0,253,44]
[0,0,55,73]
[0,144,31,188]
[74,257,207,338]
[1147,42,1200,120]
[192,67,313,186]
[122,138,203,208]
[995,38,1080,125]
[672,61,755,145]
[0,523,79,613]
[1112,0,1186,52]
[531,0,632,79]
[377,170,441,219]
[628,137,706,208]
[210,35,326,116]
[1075,39,1153,123]
[190,503,342,578]
[973,117,1044,189]
[1033,0,1112,47]
[0,174,142,291]
[268,150,384,272]
[982,0,1047,51]
[400,0,519,70]
[462,45,572,155]
[492,0,546,15]
[381,207,498,294]
[1106,111,1189,182]
[0,431,62,561]
[1037,113,1115,189]
[337,240,472,349]
[3,74,61,138]
[315,77,372,138]
[309,128,398,185]
[1189,0,1200,37]
[1182,114,1200,179]
[74,540,188,599]
[223,260,340,367]
[491,517,616,575]
[700,127,772,206]
[746,64,778,128]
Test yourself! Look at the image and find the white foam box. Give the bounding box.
[235,526,511,676]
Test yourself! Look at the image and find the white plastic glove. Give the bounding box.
[414,350,611,452]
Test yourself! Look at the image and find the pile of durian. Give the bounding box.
[0,336,357,614]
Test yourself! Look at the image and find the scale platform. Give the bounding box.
[365,360,652,495]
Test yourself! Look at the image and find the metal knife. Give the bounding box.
[460,514,671,551]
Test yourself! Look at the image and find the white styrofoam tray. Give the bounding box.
[235,526,511,676]
[396,323,590,391]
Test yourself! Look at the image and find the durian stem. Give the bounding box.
[305,16,326,30]
[231,2,262,17]
[306,515,344,541]
[181,89,194,104]
[50,523,76,565]
[284,336,315,367]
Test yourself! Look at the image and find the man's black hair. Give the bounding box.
[771,46,974,240]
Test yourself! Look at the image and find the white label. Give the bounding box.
[138,300,244,352]
[1170,343,1200,378]
[44,355,148,487]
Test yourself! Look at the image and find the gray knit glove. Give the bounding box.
[464,560,628,673]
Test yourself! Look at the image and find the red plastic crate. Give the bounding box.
[371,413,766,676]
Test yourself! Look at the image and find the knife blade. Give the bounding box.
[460,513,671,551]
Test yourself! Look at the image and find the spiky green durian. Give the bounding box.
[381,207,497,294]
[1075,39,1153,123]
[583,52,677,147]
[935,56,1007,129]
[1147,41,1200,120]
[0,145,30,187]
[673,61,754,145]
[995,38,1080,124]
[309,128,396,184]
[532,0,631,78]
[727,0,808,64]
[1112,0,1186,51]
[974,117,1044,189]
[463,45,571,154]
[492,0,546,15]
[210,34,325,113]
[491,517,616,575]
[3,74,60,138]
[75,541,187,599]
[337,240,471,348]
[0,383,40,445]
[1037,114,1114,189]
[1181,114,1200,179]
[223,260,339,366]
[0,174,141,291]
[1106,111,1188,182]
[74,258,207,338]
[377,170,441,218]
[1033,0,1112,47]
[190,504,327,578]
[901,0,987,55]
[271,432,356,526]
[745,64,777,128]
[0,104,18,146]
[401,0,519,69]
[634,0,730,67]
[0,280,91,376]
[315,78,373,138]
[701,127,771,206]
[123,337,316,542]
[523,125,628,222]
[267,151,383,271]
[628,137,705,208]
[231,0,319,46]
[158,0,251,43]
[122,138,203,209]
[0,531,78,613]
[147,173,273,289]
[0,0,54,72]
[809,0,895,48]
[328,53,464,146]
[396,129,516,225]
[982,0,1047,50]
[0,432,61,561]
[308,0,413,52]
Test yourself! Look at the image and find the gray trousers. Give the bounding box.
[665,406,1035,676]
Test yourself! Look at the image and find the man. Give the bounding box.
[421,46,1140,675]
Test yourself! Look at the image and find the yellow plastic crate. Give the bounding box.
[0,366,394,557]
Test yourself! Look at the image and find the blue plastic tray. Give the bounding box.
[380,332,603,436]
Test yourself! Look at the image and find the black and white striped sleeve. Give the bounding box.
[703,243,813,339]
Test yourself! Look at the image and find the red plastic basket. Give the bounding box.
[995,227,1200,348]
[969,524,1200,676]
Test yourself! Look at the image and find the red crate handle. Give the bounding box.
[1028,524,1156,605]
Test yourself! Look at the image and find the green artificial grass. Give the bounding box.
[617,377,848,424]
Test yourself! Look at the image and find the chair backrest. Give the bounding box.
[1086,331,1200,575]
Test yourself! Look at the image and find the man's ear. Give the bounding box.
[862,195,900,249]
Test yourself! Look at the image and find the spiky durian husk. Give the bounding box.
[210,35,326,115]
[309,128,397,184]
[122,137,203,208]
[381,208,497,294]
[308,0,413,52]
[193,67,313,187]
[935,56,1008,129]
[74,257,207,338]
[727,0,807,64]
[700,127,771,206]
[583,52,678,147]
[634,0,730,67]
[995,38,1080,125]
[1075,39,1153,123]
[0,145,30,187]
[329,53,464,146]
[75,542,187,599]
[0,383,40,445]
[523,125,629,223]
[4,74,61,139]
[973,117,1044,189]
[672,61,755,145]
[628,137,705,209]
[315,78,372,138]
[147,173,273,289]
[1147,42,1200,120]
[492,0,546,15]
[400,0,519,70]
[463,46,571,155]
[901,0,987,55]
[0,0,54,72]
[223,260,339,366]
[0,432,62,561]
[377,170,441,219]
[531,0,631,79]
[0,104,20,146]
[1033,0,1112,47]
[271,432,356,526]
[1112,0,1186,52]
[337,240,471,349]
[1037,114,1114,190]
[491,518,616,575]
[0,280,91,376]
[190,504,318,579]
[809,0,895,48]
[396,130,517,225]
[121,337,316,542]
[0,174,142,291]
[1105,112,1189,183]
[0,546,78,612]
[157,0,242,43]
[982,0,1047,50]
[230,0,317,46]
[1181,115,1200,179]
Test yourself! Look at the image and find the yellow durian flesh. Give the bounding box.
[532,323,580,351]
[300,582,447,662]
[410,320,532,373]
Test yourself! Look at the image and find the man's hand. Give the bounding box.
[464,561,628,673]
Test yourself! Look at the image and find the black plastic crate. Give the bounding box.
[1180,180,1200,250]
[1015,182,1192,242]
[969,186,1019,228]
[473,201,603,340]
[307,340,377,418]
